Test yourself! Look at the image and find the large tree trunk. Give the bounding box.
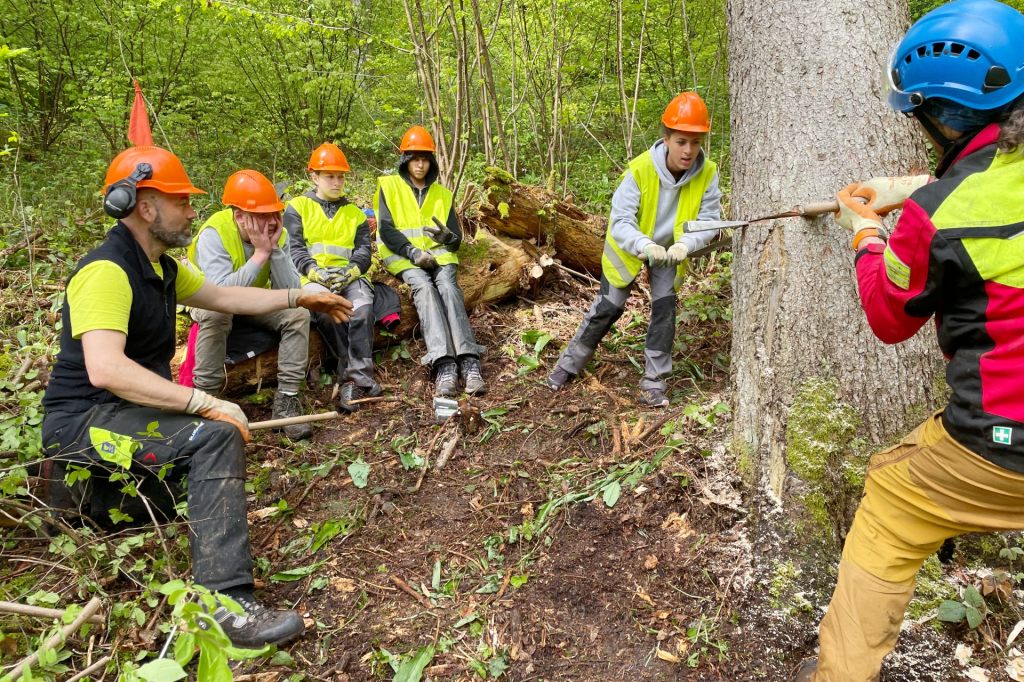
[727,0,943,508]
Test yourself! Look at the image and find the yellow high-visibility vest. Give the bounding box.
[374,175,457,275]
[601,151,716,288]
[187,208,287,289]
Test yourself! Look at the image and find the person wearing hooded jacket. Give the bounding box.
[793,1,1024,679]
[375,125,486,397]
[285,142,379,412]
[546,92,723,408]
[187,169,312,441]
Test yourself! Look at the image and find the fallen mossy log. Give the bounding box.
[475,167,607,275]
[173,228,550,393]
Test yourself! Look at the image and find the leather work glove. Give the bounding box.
[643,243,669,268]
[666,242,689,265]
[306,266,343,289]
[424,220,456,245]
[409,248,438,270]
[854,175,931,215]
[185,389,251,443]
[837,183,887,250]
[288,289,353,324]
[327,264,361,292]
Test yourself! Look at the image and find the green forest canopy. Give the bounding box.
[1,0,1021,222]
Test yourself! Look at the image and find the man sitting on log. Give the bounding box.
[547,91,723,407]
[286,142,380,413]
[375,125,487,397]
[40,145,352,647]
[187,169,313,441]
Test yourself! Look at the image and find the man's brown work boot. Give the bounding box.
[272,391,312,441]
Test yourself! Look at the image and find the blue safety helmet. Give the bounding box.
[887,0,1024,113]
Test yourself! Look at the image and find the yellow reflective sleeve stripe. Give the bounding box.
[88,426,138,469]
[883,246,911,290]
[67,261,132,338]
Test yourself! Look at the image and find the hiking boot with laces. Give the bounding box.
[638,387,669,408]
[459,356,487,395]
[272,391,312,441]
[338,381,383,413]
[433,360,459,397]
[546,366,575,391]
[210,592,305,648]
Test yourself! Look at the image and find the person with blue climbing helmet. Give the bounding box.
[797,1,1024,679]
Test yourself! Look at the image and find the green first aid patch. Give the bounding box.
[88,427,140,469]
[993,426,1013,445]
[883,246,911,290]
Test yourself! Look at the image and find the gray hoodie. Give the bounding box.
[608,139,722,256]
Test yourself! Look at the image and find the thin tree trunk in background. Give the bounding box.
[727,0,941,499]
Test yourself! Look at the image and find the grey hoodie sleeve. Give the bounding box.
[194,228,266,288]
[285,205,317,276]
[269,243,301,289]
[676,170,724,252]
[608,171,656,257]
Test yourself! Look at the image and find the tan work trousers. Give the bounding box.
[815,413,1024,681]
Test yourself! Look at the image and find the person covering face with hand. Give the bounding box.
[187,170,314,441]
[796,2,1024,680]
[286,142,380,412]
[374,125,487,397]
[547,91,723,408]
[40,146,351,650]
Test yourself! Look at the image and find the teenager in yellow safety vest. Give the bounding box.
[547,92,722,407]
[374,125,486,397]
[188,170,312,441]
[285,142,379,412]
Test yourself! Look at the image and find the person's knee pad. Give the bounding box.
[647,296,676,354]
[579,298,625,349]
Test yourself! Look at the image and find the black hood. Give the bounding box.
[398,151,439,188]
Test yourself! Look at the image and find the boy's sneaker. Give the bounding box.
[546,367,575,391]
[459,356,487,395]
[272,391,312,440]
[210,593,305,648]
[434,360,459,397]
[638,388,669,408]
[338,381,383,413]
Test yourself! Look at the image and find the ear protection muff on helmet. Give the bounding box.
[103,162,154,219]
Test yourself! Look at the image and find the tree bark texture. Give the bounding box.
[727,0,943,499]
[476,168,607,275]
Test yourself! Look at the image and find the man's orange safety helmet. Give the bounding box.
[307,142,351,172]
[399,125,436,153]
[222,170,285,213]
[103,145,205,195]
[661,92,711,133]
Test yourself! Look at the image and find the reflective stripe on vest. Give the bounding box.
[374,175,457,275]
[288,196,364,278]
[187,208,286,289]
[600,151,716,289]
